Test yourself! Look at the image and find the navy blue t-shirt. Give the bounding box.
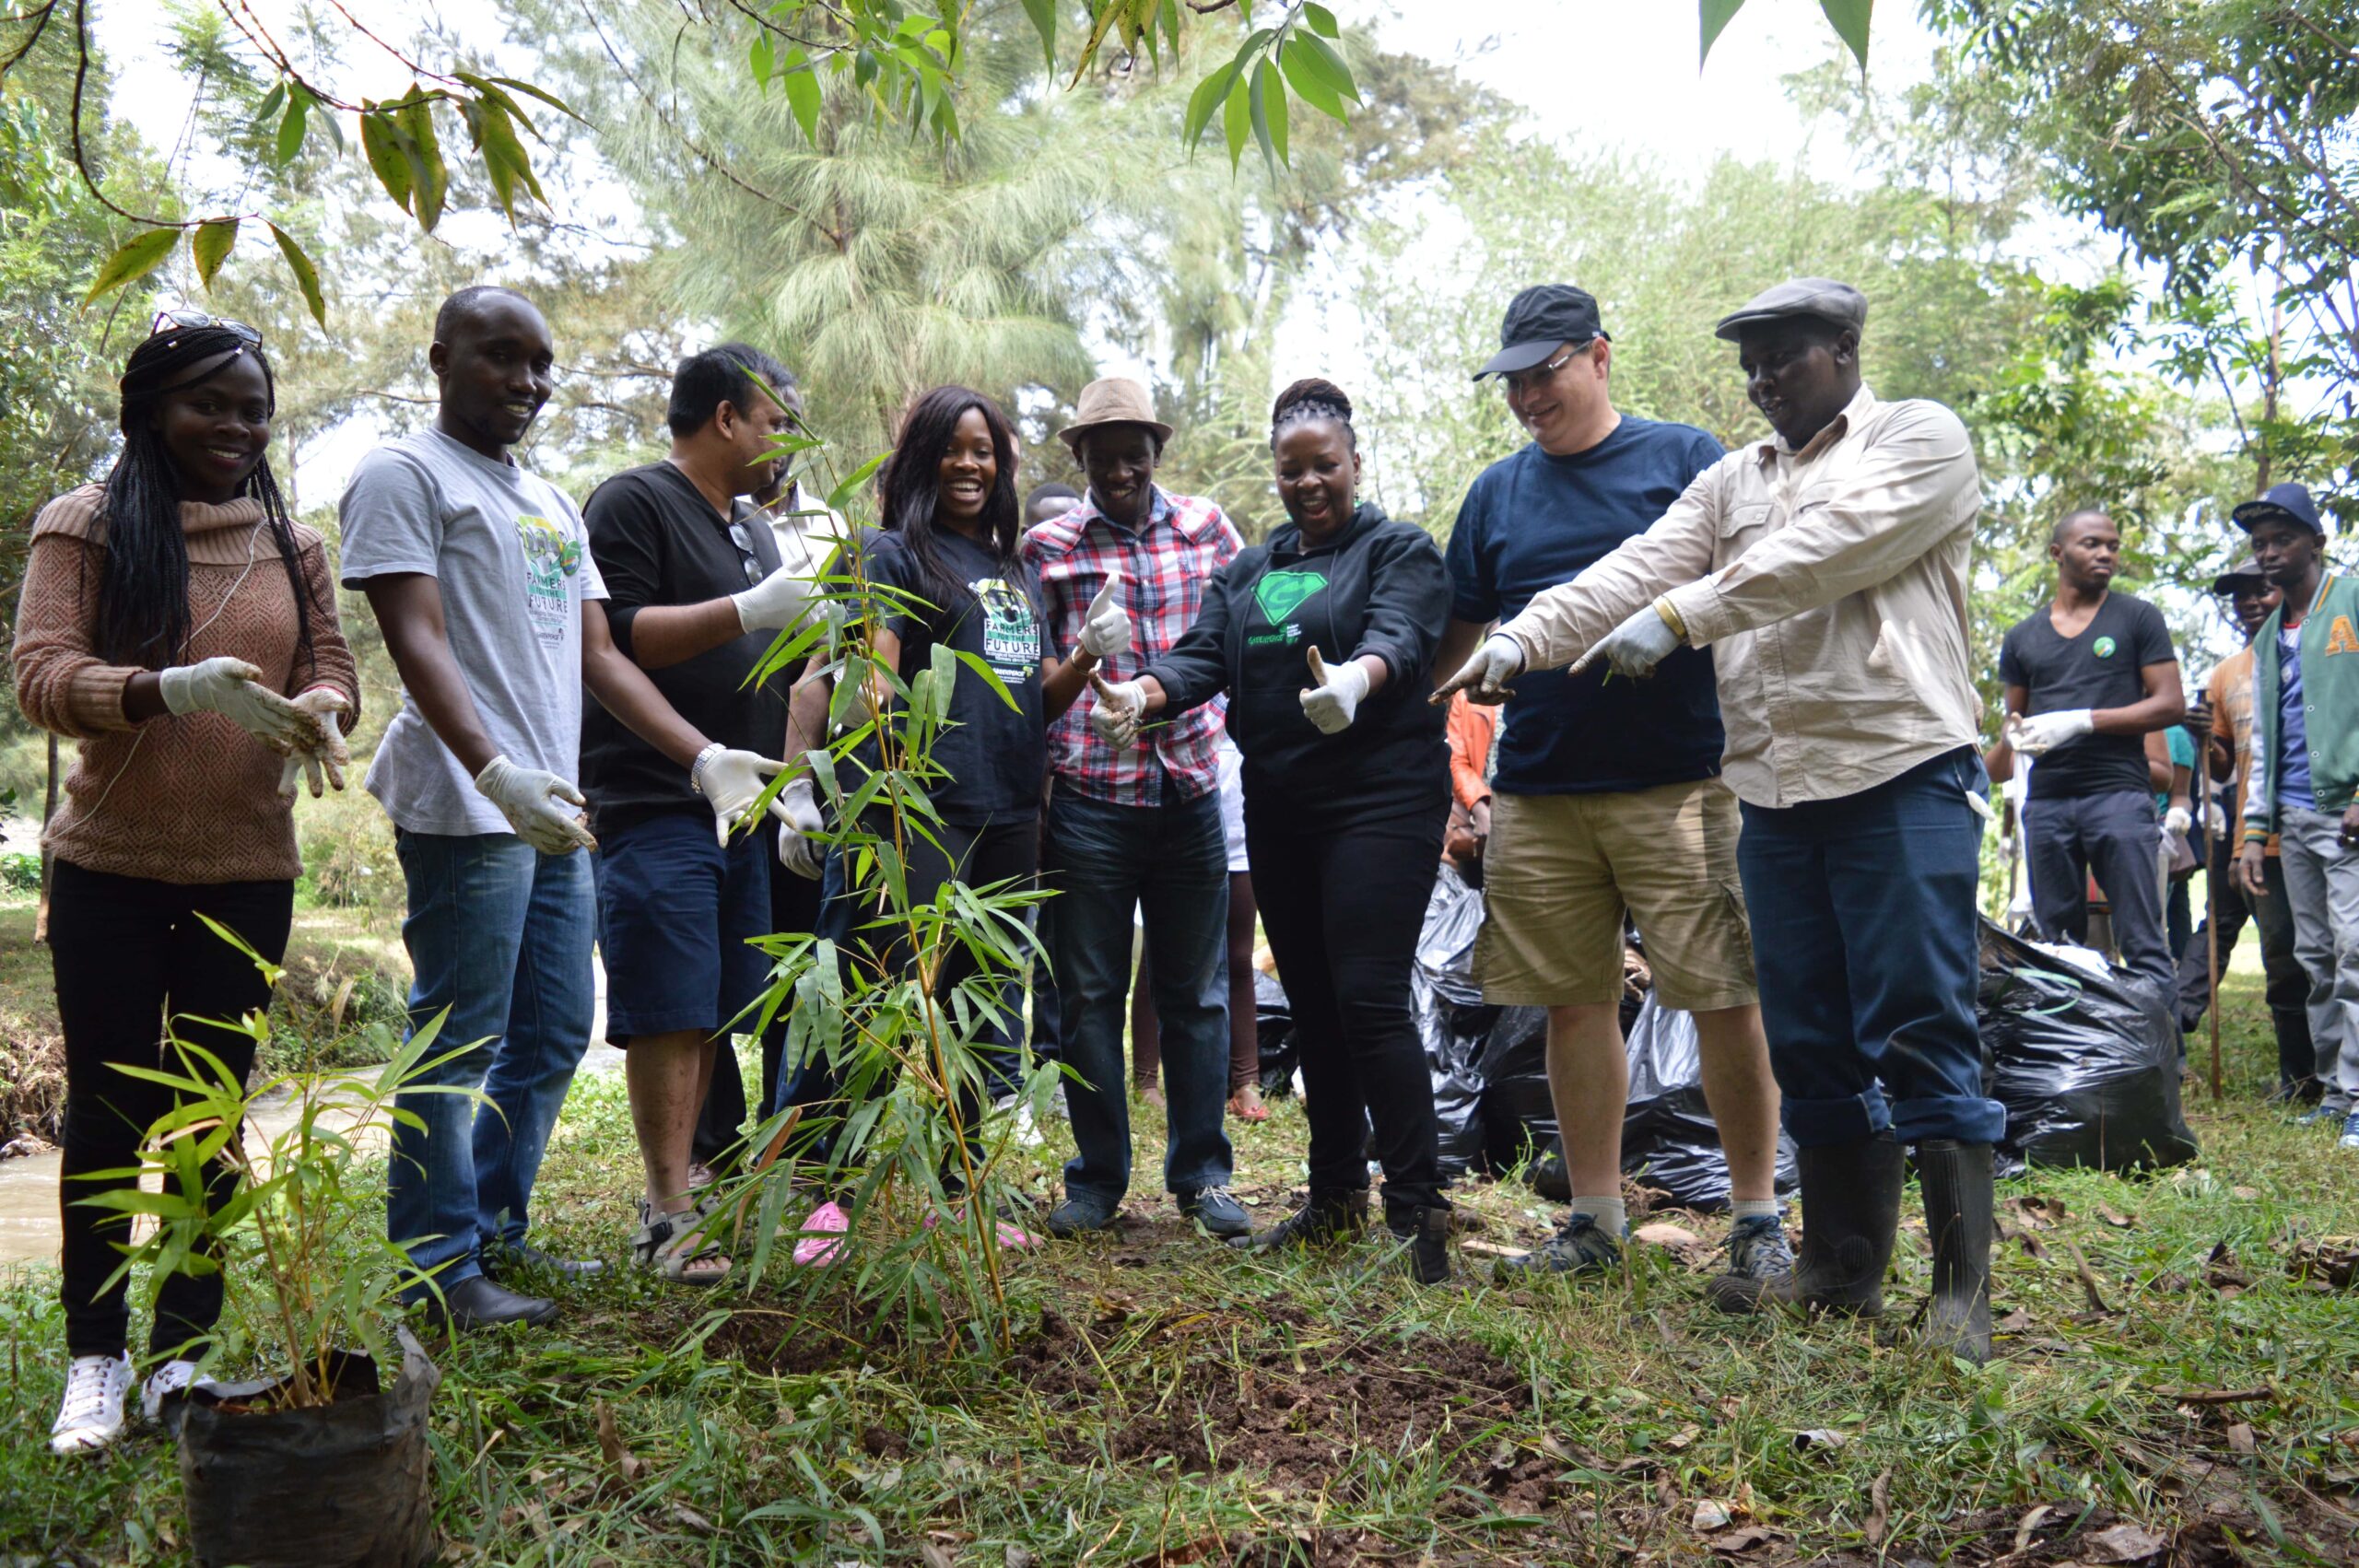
[1444,417,1728,795]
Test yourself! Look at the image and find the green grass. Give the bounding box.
[5,966,2359,1564]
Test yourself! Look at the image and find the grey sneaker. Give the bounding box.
[1705,1213,1796,1313]
[1496,1212,1623,1279]
[2341,1110,2359,1150]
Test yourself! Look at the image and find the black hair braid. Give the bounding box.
[97,326,313,678]
[1271,376,1356,450]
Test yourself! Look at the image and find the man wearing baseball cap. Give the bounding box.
[1023,377,1250,1239]
[2177,556,2310,1094]
[2234,482,2359,1141]
[1434,284,1789,1293]
[1438,276,2007,1360]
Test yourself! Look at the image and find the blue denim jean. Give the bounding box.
[1046,789,1233,1203]
[389,830,596,1293]
[1735,748,2007,1149]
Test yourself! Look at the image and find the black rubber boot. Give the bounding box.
[1386,1206,1451,1285]
[1916,1138,1994,1363]
[1229,1189,1367,1253]
[1797,1136,1905,1313]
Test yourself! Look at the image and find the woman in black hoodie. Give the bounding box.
[1092,379,1454,1282]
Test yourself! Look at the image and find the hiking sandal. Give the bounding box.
[630,1198,732,1285]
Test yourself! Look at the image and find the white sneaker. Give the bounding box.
[50,1352,133,1455]
[142,1358,217,1421]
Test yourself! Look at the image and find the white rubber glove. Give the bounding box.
[1434,633,1525,707]
[1572,602,1684,680]
[276,689,351,799]
[690,745,792,844]
[158,657,319,754]
[2006,709,2095,755]
[1089,674,1147,746]
[776,776,825,881]
[1077,567,1133,660]
[474,755,597,855]
[1299,648,1370,735]
[731,566,812,635]
[2202,801,2229,837]
[2164,805,2192,838]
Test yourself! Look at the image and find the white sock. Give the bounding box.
[1571,1196,1626,1236]
[1730,1198,1781,1223]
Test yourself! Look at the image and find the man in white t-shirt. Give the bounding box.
[342,287,793,1329]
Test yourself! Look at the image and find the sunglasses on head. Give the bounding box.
[152,308,263,348]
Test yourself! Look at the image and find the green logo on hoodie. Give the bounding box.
[1253,568,1328,625]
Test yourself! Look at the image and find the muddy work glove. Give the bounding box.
[276,689,352,799]
[1298,649,1370,735]
[1572,601,1684,680]
[474,755,597,855]
[776,776,825,881]
[1077,568,1133,660]
[2006,709,2095,755]
[1088,673,1147,746]
[1432,633,1525,707]
[158,656,321,754]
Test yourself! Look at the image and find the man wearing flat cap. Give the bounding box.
[2235,482,2359,1142]
[1436,283,1788,1296]
[1022,376,1251,1240]
[1439,275,2007,1361]
[2176,556,2311,1094]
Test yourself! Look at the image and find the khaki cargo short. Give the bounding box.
[1473,779,1757,1012]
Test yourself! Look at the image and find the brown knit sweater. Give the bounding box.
[13,484,361,884]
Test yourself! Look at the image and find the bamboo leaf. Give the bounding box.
[358,106,414,214]
[266,221,327,328]
[1819,0,1872,69]
[81,227,178,308]
[1183,60,1242,151]
[191,218,238,290]
[394,91,448,230]
[275,84,311,166]
[1699,0,1747,67]
[1222,61,1252,172]
[1249,60,1283,172]
[750,29,776,88]
[485,76,586,124]
[1019,0,1056,69]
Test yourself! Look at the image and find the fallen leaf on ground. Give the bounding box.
[2232,1186,2259,1200]
[1865,1470,1891,1548]
[1692,1500,1732,1531]
[2095,1204,2135,1228]
[1634,1222,1701,1247]
[1996,1307,2035,1331]
[594,1401,644,1484]
[2013,1504,2054,1553]
[1709,1525,1780,1554]
[1661,1422,1702,1450]
[2226,1422,2256,1455]
[921,1544,957,1568]
[670,1504,714,1535]
[2080,1521,2167,1563]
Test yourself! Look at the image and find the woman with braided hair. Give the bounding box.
[14,310,358,1453]
[1094,378,1456,1282]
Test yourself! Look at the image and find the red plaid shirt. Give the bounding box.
[1023,486,1243,805]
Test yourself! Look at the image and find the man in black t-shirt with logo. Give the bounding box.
[1991,509,2187,987]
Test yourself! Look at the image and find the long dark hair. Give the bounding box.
[874,385,1022,623]
[95,327,312,676]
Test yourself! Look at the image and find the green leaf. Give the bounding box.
[191,218,238,290]
[252,80,288,129]
[1249,59,1283,171]
[393,91,447,231]
[358,106,414,214]
[1699,0,1746,66]
[275,85,311,166]
[485,75,586,124]
[1183,60,1242,152]
[81,227,179,308]
[1818,0,1872,69]
[1290,30,1358,105]
[266,221,326,328]
[1302,2,1338,37]
[1279,39,1344,121]
[826,450,888,515]
[1222,61,1252,172]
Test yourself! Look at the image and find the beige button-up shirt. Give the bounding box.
[1498,385,1983,808]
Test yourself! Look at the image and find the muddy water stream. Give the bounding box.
[0,964,622,1269]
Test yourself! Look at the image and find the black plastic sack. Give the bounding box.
[1977,919,2198,1171]
[1413,865,1495,1175]
[1254,968,1298,1096]
[1618,995,1800,1210]
[176,1328,440,1568]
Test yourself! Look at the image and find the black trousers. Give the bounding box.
[2175,838,2317,1090]
[693,828,824,1169]
[49,860,293,1360]
[1245,801,1448,1218]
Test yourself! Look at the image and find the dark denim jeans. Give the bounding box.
[2025,787,2172,988]
[389,831,596,1295]
[1736,748,2007,1149]
[1046,790,1234,1203]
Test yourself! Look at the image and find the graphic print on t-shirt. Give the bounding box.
[515,513,584,649]
[1249,567,1326,647]
[2092,635,2116,659]
[968,577,1040,681]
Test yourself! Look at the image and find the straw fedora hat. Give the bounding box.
[1056,376,1174,453]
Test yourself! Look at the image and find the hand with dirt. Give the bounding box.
[2236,839,2269,898]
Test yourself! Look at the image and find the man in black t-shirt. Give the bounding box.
[1991,509,2187,986]
[581,344,822,1284]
